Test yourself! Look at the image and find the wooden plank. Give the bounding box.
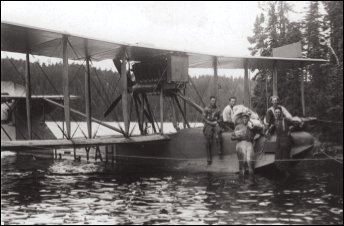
[273,60,278,96]
[25,50,32,139]
[160,87,164,134]
[43,98,122,134]
[121,48,129,136]
[244,59,250,107]
[301,62,306,116]
[1,134,170,151]
[85,57,92,138]
[213,57,218,100]
[62,35,70,138]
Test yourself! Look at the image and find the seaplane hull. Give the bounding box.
[112,128,314,173]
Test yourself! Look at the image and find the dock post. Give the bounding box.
[62,35,70,138]
[95,146,103,162]
[244,59,250,107]
[54,149,57,160]
[85,147,90,161]
[25,49,32,140]
[301,62,306,116]
[74,148,76,160]
[95,146,98,161]
[273,60,278,96]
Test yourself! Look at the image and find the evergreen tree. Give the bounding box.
[248,1,303,117]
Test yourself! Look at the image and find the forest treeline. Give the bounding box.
[1,58,251,126]
[247,1,342,143]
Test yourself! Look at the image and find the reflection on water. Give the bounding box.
[1,152,343,225]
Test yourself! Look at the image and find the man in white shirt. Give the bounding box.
[265,96,292,128]
[222,96,237,130]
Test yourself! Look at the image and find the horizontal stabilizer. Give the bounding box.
[1,134,170,151]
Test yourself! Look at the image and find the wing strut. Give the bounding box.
[121,48,129,136]
[273,60,278,96]
[25,49,32,139]
[301,62,306,116]
[62,35,71,138]
[244,59,250,107]
[173,94,190,129]
[213,57,219,100]
[43,98,123,134]
[85,55,92,138]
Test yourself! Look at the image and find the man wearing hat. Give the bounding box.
[265,95,292,129]
[202,96,223,163]
[231,112,255,180]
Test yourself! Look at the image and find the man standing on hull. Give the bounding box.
[266,106,300,178]
[222,96,236,131]
[231,113,255,181]
[202,96,222,163]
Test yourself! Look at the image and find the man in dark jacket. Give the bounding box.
[266,106,300,177]
[265,95,292,127]
[202,96,222,163]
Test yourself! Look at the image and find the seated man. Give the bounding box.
[266,106,301,178]
[202,96,222,163]
[222,96,236,131]
[231,113,255,181]
[265,95,292,127]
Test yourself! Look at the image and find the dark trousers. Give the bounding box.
[275,136,292,172]
[203,124,222,160]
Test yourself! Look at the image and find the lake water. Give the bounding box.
[1,150,343,225]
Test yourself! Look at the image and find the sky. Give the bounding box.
[1,1,310,77]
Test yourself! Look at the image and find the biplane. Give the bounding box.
[1,21,327,172]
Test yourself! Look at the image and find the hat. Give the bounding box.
[269,95,280,103]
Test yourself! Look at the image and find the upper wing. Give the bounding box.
[1,21,328,69]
